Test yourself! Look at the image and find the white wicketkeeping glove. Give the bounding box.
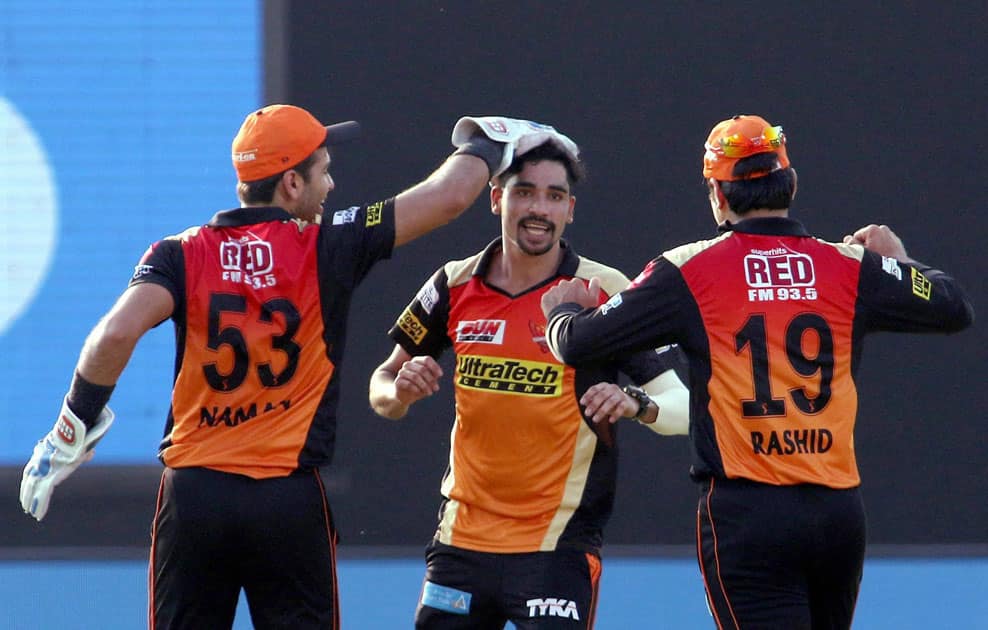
[451,116,580,176]
[20,398,115,521]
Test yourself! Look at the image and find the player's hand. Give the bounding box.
[394,356,443,406]
[20,398,114,521]
[541,277,601,316]
[580,383,640,424]
[451,116,578,177]
[842,224,909,261]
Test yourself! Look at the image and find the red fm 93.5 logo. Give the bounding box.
[219,237,277,289]
[743,249,817,302]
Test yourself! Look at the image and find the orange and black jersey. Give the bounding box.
[389,239,676,554]
[130,202,395,478]
[547,217,973,489]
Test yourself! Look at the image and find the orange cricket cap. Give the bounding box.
[702,114,790,181]
[232,104,360,182]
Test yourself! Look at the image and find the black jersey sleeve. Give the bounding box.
[320,198,397,288]
[128,238,184,322]
[856,250,974,334]
[387,266,452,359]
[617,347,670,386]
[649,344,690,385]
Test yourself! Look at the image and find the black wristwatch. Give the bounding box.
[621,385,651,422]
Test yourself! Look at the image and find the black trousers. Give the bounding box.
[696,478,866,630]
[415,540,601,629]
[150,466,338,629]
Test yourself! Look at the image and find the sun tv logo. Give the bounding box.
[456,319,506,344]
[526,597,579,620]
[744,246,817,302]
[220,233,277,289]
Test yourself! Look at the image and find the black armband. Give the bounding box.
[452,135,504,177]
[67,371,115,429]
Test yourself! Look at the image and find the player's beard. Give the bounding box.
[516,218,557,257]
[296,194,325,223]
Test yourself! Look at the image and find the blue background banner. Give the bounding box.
[1,1,260,462]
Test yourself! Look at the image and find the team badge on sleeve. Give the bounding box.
[132,264,153,280]
[365,201,384,227]
[332,207,358,225]
[600,293,623,315]
[397,309,428,344]
[881,256,903,280]
[416,283,439,315]
[910,267,932,300]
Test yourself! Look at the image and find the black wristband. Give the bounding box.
[452,135,505,177]
[67,371,115,429]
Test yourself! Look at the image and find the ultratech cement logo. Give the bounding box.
[397,308,428,345]
[365,201,384,227]
[910,267,932,300]
[457,354,561,396]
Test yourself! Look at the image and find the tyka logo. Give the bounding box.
[526,598,580,620]
[220,233,277,288]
